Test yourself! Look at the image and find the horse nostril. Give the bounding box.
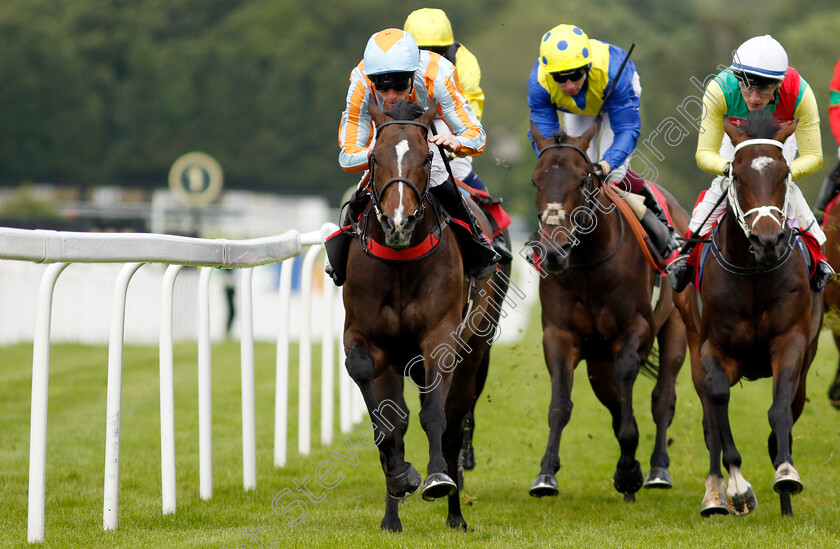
[403,215,417,233]
[381,216,395,233]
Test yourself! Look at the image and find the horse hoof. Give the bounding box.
[529,473,559,497]
[421,472,457,501]
[386,464,422,499]
[727,487,758,516]
[644,467,673,489]
[624,492,636,503]
[458,445,476,471]
[447,515,467,531]
[831,399,840,410]
[613,461,644,494]
[380,516,403,532]
[700,490,729,517]
[773,463,803,495]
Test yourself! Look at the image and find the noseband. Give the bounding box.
[726,138,792,239]
[368,120,433,221]
[535,141,599,230]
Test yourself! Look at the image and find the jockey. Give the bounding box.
[813,57,840,219]
[404,8,487,192]
[335,28,500,280]
[527,24,679,259]
[404,8,511,262]
[668,35,832,293]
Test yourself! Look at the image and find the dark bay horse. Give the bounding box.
[527,122,689,502]
[679,112,823,517]
[819,163,840,409]
[342,100,510,531]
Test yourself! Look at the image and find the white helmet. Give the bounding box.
[363,28,420,75]
[730,35,788,81]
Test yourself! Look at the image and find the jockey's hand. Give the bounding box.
[593,160,611,178]
[429,134,462,154]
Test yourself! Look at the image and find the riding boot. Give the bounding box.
[667,253,695,293]
[492,233,513,264]
[813,162,840,223]
[430,181,501,278]
[639,185,679,257]
[811,259,835,293]
[343,188,371,226]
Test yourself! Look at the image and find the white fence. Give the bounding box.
[0,224,367,544]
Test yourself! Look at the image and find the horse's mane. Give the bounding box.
[551,130,568,143]
[741,110,780,139]
[385,100,425,121]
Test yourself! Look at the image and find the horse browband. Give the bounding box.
[375,120,430,138]
[537,141,594,170]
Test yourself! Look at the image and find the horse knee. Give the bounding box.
[703,369,730,405]
[418,406,446,432]
[346,346,374,383]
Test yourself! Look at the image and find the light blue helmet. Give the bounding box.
[363,28,420,76]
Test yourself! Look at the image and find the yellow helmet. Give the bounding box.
[539,24,592,73]
[404,8,454,48]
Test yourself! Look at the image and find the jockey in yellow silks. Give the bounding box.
[527,24,679,259]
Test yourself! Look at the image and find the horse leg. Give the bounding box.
[700,342,755,516]
[413,327,461,501]
[459,352,489,474]
[373,369,411,531]
[443,368,477,531]
[344,333,421,505]
[829,332,840,409]
[529,328,579,497]
[767,333,809,512]
[645,309,686,489]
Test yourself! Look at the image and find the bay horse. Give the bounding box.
[342,100,510,531]
[679,112,823,517]
[527,122,689,502]
[819,162,840,409]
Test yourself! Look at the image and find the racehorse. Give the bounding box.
[679,111,823,517]
[527,122,689,502]
[819,163,840,409]
[341,100,510,531]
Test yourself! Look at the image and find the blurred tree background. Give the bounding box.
[1,0,839,219]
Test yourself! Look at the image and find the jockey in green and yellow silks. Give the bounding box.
[668,35,832,293]
[813,58,840,218]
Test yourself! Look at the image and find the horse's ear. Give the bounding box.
[420,101,437,127]
[578,122,598,149]
[724,118,746,146]
[369,101,387,127]
[530,120,553,151]
[773,118,797,143]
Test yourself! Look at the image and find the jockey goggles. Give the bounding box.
[551,66,588,84]
[735,73,779,95]
[370,71,414,92]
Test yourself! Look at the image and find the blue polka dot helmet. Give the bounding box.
[539,24,591,73]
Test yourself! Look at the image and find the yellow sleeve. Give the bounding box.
[790,84,823,180]
[695,80,730,176]
[454,44,485,121]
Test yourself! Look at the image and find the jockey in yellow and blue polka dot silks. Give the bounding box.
[527,24,641,183]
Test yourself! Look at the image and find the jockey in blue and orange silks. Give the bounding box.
[331,28,501,283]
[668,35,833,293]
[526,24,679,259]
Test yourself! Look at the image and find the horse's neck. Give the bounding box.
[719,212,757,266]
[571,197,620,257]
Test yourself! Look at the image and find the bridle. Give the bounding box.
[368,120,433,223]
[726,138,792,240]
[535,140,600,233]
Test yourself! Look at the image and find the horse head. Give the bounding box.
[529,120,599,274]
[368,100,437,249]
[723,112,797,265]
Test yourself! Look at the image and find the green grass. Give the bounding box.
[1,311,840,548]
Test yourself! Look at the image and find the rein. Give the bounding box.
[368,120,433,220]
[709,214,800,275]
